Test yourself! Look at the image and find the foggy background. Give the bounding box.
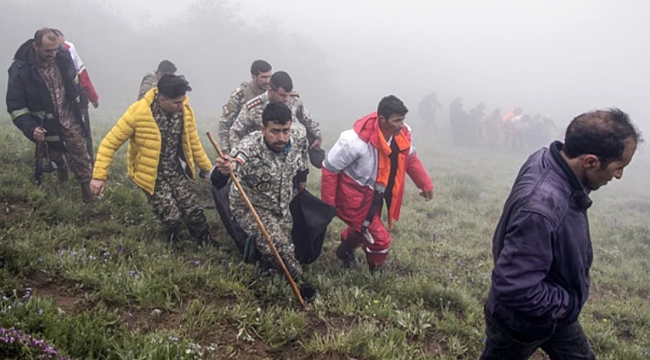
[1,0,649,143]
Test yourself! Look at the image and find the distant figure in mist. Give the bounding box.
[218,60,272,153]
[417,92,442,130]
[468,102,486,145]
[321,95,434,272]
[502,107,523,149]
[138,60,177,100]
[480,108,642,360]
[449,97,467,146]
[483,108,502,148]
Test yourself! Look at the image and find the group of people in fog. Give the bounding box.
[6,27,644,360]
[419,93,560,151]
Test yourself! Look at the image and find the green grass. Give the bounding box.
[0,116,649,359]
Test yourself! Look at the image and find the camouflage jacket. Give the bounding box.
[229,131,308,217]
[228,91,321,149]
[151,96,184,177]
[138,72,157,100]
[218,81,265,153]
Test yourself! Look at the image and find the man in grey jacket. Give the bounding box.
[480,108,642,360]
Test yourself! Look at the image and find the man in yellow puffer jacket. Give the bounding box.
[90,75,216,244]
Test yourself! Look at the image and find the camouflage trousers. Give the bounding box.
[146,171,210,241]
[233,206,302,281]
[43,117,92,185]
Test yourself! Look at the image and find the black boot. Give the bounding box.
[368,263,384,274]
[164,226,181,246]
[57,160,69,182]
[198,232,221,249]
[336,241,359,268]
[299,282,318,302]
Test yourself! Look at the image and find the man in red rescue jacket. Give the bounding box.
[321,95,434,271]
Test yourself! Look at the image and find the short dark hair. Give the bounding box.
[269,71,293,92]
[262,102,292,127]
[33,28,58,46]
[377,95,408,120]
[157,60,177,75]
[51,29,64,37]
[250,60,272,76]
[157,74,191,99]
[564,108,643,164]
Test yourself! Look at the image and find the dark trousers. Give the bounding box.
[479,307,597,360]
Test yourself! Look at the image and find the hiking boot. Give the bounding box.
[336,242,359,268]
[164,227,181,246]
[299,282,318,302]
[81,183,101,204]
[197,232,221,249]
[368,263,384,274]
[57,164,69,182]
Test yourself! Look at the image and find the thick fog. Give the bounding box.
[2,0,649,135]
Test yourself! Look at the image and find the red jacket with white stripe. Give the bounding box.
[63,41,99,104]
[321,112,433,231]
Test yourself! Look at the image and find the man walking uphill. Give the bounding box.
[479,108,642,360]
[6,28,99,203]
[138,60,177,100]
[212,102,317,300]
[218,60,272,154]
[90,75,216,245]
[321,95,434,272]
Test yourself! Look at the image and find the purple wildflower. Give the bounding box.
[0,327,68,359]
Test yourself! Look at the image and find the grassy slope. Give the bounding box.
[0,117,649,360]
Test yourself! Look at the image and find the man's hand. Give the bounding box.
[91,100,99,108]
[310,138,322,149]
[33,127,46,141]
[216,155,234,176]
[89,179,105,196]
[420,189,434,201]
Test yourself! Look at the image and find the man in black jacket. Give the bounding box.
[480,108,642,360]
[6,28,98,203]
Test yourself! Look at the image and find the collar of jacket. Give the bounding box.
[549,141,593,210]
[143,87,189,107]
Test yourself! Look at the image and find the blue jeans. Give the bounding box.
[479,306,597,360]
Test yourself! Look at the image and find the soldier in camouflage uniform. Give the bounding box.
[92,75,216,244]
[138,60,177,100]
[229,71,322,152]
[218,60,272,153]
[213,102,316,298]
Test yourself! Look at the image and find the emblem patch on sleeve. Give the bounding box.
[235,152,247,166]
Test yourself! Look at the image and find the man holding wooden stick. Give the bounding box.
[211,102,316,300]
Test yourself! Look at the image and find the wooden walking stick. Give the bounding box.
[206,132,306,308]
